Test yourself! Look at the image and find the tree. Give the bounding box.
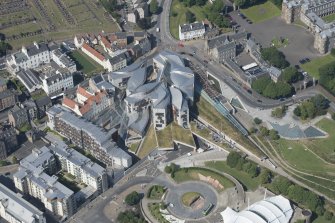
[260,47,289,69]
[164,165,172,173]
[331,48,335,56]
[211,0,224,13]
[234,0,247,7]
[125,191,141,206]
[263,81,293,99]
[324,211,334,221]
[281,66,302,84]
[117,210,147,223]
[260,126,269,136]
[246,162,259,178]
[271,106,286,118]
[251,76,272,94]
[0,160,9,167]
[254,117,262,125]
[196,0,207,6]
[319,61,335,95]
[185,10,196,23]
[260,169,273,184]
[227,151,242,168]
[12,156,18,164]
[294,106,301,117]
[272,176,292,195]
[137,17,151,29]
[0,41,11,57]
[269,129,280,140]
[150,0,159,14]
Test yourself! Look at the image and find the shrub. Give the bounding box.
[125,191,141,206]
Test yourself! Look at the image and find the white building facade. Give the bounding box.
[179,22,206,41]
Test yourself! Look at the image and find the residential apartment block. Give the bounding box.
[62,86,112,120]
[0,183,46,223]
[282,0,335,53]
[51,49,77,73]
[7,42,50,73]
[0,78,15,111]
[46,105,132,168]
[179,21,206,41]
[14,147,75,219]
[51,145,108,194]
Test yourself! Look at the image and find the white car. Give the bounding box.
[187,152,192,156]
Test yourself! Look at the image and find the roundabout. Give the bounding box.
[165,181,218,219]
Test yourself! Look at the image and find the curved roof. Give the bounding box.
[221,195,293,223]
[127,67,147,93]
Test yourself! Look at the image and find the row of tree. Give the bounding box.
[234,0,283,8]
[251,76,293,99]
[294,94,329,120]
[271,176,325,215]
[227,151,260,178]
[319,61,335,96]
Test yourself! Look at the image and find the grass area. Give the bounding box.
[241,1,281,23]
[19,123,31,133]
[271,37,289,48]
[156,125,173,149]
[312,216,334,223]
[148,203,169,223]
[31,90,47,100]
[323,13,335,23]
[156,123,196,149]
[57,172,81,193]
[128,141,141,153]
[301,54,335,79]
[2,0,119,49]
[193,93,263,156]
[138,125,157,158]
[181,192,201,206]
[172,167,235,191]
[205,161,261,191]
[69,50,104,75]
[307,118,335,163]
[171,123,196,147]
[147,185,166,200]
[169,0,208,39]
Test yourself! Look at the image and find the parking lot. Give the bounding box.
[230,12,321,65]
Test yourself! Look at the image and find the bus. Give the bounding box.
[202,203,214,216]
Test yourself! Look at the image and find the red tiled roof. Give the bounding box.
[100,36,111,49]
[79,90,107,115]
[82,43,105,61]
[76,86,93,99]
[62,97,76,109]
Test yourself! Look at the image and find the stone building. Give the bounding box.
[282,0,335,53]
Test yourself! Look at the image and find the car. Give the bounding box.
[203,60,208,64]
[4,172,10,176]
[257,99,262,103]
[279,98,285,101]
[295,64,300,69]
[299,59,306,64]
[304,58,310,62]
[187,152,192,156]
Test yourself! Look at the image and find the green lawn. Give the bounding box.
[241,1,281,23]
[138,125,157,158]
[172,167,235,191]
[181,192,201,206]
[171,123,196,147]
[128,141,141,153]
[147,185,166,200]
[169,0,208,39]
[323,13,335,23]
[301,54,335,79]
[69,50,104,75]
[148,203,170,223]
[205,161,261,191]
[156,125,174,149]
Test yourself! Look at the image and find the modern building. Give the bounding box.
[7,42,50,73]
[0,183,46,223]
[50,144,108,194]
[282,0,335,53]
[13,147,75,219]
[46,105,132,168]
[62,86,111,120]
[221,195,293,223]
[179,21,206,41]
[0,78,15,111]
[0,125,18,159]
